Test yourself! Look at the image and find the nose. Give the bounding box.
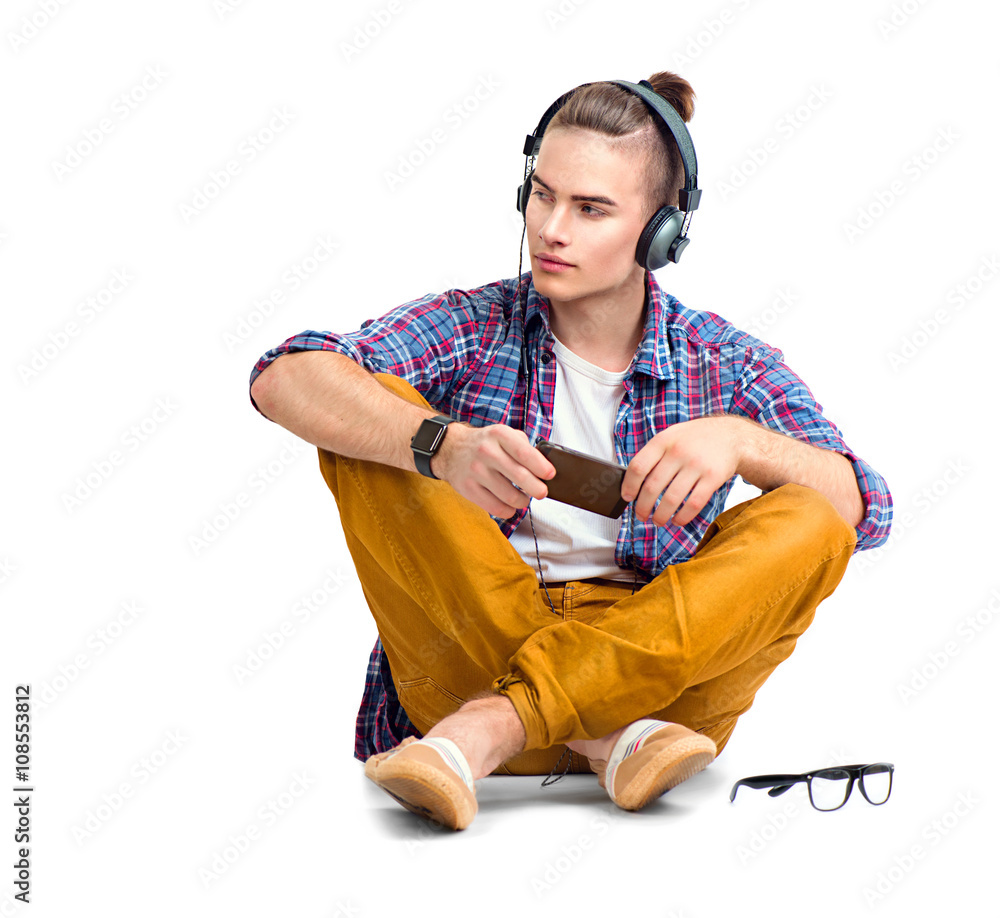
[536,202,571,248]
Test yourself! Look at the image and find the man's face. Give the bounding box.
[525,127,649,314]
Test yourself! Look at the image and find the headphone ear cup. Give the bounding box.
[636,206,685,271]
[517,169,535,218]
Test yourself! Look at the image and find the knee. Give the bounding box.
[771,483,856,553]
[372,372,433,410]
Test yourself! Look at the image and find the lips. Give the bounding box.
[535,253,574,270]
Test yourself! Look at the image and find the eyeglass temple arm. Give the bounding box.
[729,774,806,802]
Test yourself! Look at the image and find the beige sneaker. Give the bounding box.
[364,736,478,830]
[588,720,716,811]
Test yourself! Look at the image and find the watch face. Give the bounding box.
[412,419,447,452]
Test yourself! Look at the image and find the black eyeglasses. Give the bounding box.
[730,763,894,812]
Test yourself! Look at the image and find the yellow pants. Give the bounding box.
[318,373,857,775]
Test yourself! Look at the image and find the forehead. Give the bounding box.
[534,127,645,207]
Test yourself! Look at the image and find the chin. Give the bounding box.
[531,272,570,299]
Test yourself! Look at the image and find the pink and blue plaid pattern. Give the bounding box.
[249,270,892,760]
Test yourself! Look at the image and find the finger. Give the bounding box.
[527,447,557,482]
[651,470,700,526]
[632,461,681,521]
[503,461,549,500]
[501,440,556,493]
[467,480,519,519]
[670,479,720,527]
[488,470,537,509]
[621,458,655,504]
[471,434,550,501]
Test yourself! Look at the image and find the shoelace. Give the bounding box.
[540,746,573,787]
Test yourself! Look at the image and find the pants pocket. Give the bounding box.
[395,676,466,733]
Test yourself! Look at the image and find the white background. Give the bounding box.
[2,0,997,914]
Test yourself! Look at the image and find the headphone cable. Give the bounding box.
[515,217,640,612]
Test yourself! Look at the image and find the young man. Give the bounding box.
[248,73,891,831]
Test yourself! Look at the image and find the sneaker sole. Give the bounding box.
[613,734,717,811]
[367,756,477,831]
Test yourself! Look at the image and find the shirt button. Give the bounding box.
[540,352,552,364]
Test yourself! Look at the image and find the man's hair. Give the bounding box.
[545,71,696,224]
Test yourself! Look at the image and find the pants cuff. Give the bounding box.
[491,674,547,752]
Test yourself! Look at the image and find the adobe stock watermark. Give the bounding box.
[896,586,999,705]
[340,0,407,61]
[17,268,134,385]
[7,0,72,53]
[223,234,340,353]
[384,75,501,191]
[861,790,980,906]
[413,603,480,671]
[734,747,854,865]
[60,397,179,514]
[851,457,970,576]
[668,0,754,68]
[543,0,591,29]
[735,785,808,866]
[716,84,834,202]
[531,804,620,896]
[0,556,17,588]
[876,0,934,39]
[842,127,959,244]
[742,287,797,341]
[188,437,309,555]
[50,65,167,182]
[70,730,188,845]
[178,106,296,223]
[32,601,143,715]
[198,771,316,888]
[402,808,453,853]
[0,889,28,916]
[885,254,998,371]
[232,567,349,684]
[213,0,250,20]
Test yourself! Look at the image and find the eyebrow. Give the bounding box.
[531,174,618,208]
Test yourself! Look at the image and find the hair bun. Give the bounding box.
[644,71,696,122]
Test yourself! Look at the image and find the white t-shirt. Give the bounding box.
[508,333,636,583]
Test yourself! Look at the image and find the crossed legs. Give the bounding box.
[319,373,857,815]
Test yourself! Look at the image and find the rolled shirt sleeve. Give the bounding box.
[729,343,893,553]
[248,289,483,416]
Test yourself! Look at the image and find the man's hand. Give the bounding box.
[622,417,745,528]
[431,423,557,519]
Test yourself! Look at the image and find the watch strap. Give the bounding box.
[411,415,455,479]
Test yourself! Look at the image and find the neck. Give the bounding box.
[547,273,648,372]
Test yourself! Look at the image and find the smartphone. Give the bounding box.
[535,439,628,519]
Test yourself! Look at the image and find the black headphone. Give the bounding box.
[516,78,701,271]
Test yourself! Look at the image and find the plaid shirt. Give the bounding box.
[249,271,892,760]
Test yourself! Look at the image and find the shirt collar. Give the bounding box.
[521,271,673,381]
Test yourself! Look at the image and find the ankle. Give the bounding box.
[425,695,526,780]
[566,725,628,763]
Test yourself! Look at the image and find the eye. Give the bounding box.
[530,190,604,217]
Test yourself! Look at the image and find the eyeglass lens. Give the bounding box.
[860,763,892,804]
[809,769,852,811]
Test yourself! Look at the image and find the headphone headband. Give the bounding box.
[520,78,701,214]
[610,79,701,213]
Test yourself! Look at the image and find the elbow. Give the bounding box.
[250,361,283,421]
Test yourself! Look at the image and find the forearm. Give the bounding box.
[250,351,438,473]
[731,416,865,529]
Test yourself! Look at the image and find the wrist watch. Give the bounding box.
[410,415,456,479]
